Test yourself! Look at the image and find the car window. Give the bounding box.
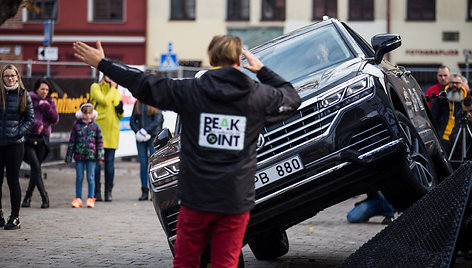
[242,24,354,82]
[341,22,375,57]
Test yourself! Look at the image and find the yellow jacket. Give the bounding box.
[90,82,123,149]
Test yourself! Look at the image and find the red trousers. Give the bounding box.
[173,205,250,268]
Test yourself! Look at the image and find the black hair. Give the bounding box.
[463,95,472,107]
[33,78,54,97]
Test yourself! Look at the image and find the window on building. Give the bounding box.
[348,0,374,21]
[468,0,472,21]
[93,0,124,22]
[312,0,337,20]
[28,0,58,21]
[227,0,250,21]
[443,31,459,42]
[406,0,435,21]
[170,0,196,20]
[261,0,285,21]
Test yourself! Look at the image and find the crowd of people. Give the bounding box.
[0,62,162,230]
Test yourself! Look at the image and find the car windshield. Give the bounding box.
[242,24,354,82]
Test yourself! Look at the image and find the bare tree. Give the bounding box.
[0,0,39,26]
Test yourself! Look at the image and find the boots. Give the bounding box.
[139,187,149,201]
[36,176,49,209]
[21,195,32,208]
[40,193,49,209]
[95,183,103,201]
[104,183,113,202]
[21,180,35,208]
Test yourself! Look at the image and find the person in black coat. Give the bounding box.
[73,35,301,267]
[0,64,34,230]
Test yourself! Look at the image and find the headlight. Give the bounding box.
[153,135,181,158]
[149,157,180,189]
[149,135,181,190]
[320,75,373,109]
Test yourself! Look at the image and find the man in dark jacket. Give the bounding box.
[73,35,301,268]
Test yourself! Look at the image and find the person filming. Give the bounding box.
[448,95,472,165]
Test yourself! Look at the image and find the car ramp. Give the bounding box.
[338,161,472,268]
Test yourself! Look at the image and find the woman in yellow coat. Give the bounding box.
[90,75,123,201]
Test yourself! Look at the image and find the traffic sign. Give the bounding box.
[43,20,53,45]
[160,53,178,71]
[160,42,178,71]
[38,46,58,61]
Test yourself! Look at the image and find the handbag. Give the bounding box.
[115,100,124,116]
[27,135,44,146]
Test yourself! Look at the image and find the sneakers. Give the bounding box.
[381,215,395,225]
[71,198,83,208]
[0,211,4,227]
[86,198,96,208]
[4,216,20,230]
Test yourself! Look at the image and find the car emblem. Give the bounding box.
[256,134,265,151]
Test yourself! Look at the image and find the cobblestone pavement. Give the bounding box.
[1,158,470,267]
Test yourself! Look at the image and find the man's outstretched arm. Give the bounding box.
[73,40,105,68]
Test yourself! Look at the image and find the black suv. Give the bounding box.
[148,18,451,264]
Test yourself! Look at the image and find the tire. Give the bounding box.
[381,112,438,212]
[248,230,289,260]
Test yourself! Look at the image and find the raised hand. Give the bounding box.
[242,49,264,73]
[73,40,105,68]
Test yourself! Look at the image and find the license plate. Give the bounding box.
[254,155,304,189]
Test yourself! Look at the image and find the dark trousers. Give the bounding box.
[95,148,115,186]
[24,142,49,199]
[0,143,24,218]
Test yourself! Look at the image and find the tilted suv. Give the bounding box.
[148,18,451,264]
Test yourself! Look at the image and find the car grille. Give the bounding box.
[348,122,393,152]
[257,101,334,162]
[164,205,179,239]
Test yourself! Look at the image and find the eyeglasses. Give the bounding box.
[450,81,462,85]
[3,74,17,79]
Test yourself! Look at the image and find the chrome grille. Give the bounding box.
[348,122,393,152]
[164,206,179,238]
[257,101,335,162]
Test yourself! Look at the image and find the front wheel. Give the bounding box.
[248,230,289,260]
[381,112,438,211]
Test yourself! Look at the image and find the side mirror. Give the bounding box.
[152,128,172,150]
[371,34,401,64]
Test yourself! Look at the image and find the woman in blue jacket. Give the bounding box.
[130,100,163,200]
[0,64,34,230]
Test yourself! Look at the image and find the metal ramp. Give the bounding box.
[338,161,472,268]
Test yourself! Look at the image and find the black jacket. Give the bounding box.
[98,58,301,214]
[0,88,34,146]
[430,86,467,143]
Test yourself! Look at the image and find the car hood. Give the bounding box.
[293,57,366,101]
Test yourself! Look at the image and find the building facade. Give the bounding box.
[146,0,471,85]
[0,0,147,77]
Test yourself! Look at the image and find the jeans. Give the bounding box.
[75,160,97,199]
[136,136,156,188]
[0,143,24,218]
[347,191,396,223]
[95,149,115,186]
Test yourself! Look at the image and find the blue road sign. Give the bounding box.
[43,20,53,45]
[160,53,178,71]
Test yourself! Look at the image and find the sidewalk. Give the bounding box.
[1,159,174,267]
